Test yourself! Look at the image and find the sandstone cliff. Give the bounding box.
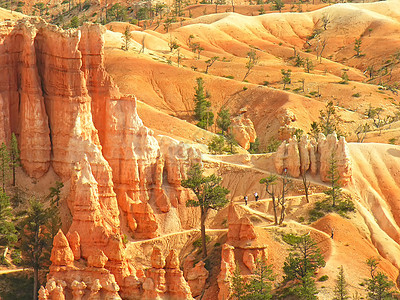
[0,18,201,298]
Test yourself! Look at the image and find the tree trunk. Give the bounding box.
[12,165,15,186]
[272,196,278,225]
[33,267,38,300]
[201,208,207,259]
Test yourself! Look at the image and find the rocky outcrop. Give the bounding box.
[42,229,125,300]
[143,247,193,299]
[165,250,193,300]
[217,244,236,300]
[217,204,269,299]
[274,133,352,185]
[183,254,209,297]
[1,18,202,298]
[0,18,51,178]
[50,230,74,267]
[227,204,257,245]
[230,112,257,150]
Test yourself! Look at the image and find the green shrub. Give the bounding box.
[309,195,355,222]
[11,250,22,266]
[282,233,302,245]
[223,75,234,79]
[266,137,281,153]
[208,135,225,154]
[193,235,211,248]
[318,275,329,282]
[243,86,248,91]
[352,93,361,97]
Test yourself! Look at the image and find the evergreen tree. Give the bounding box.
[46,181,64,207]
[19,199,52,300]
[319,100,339,136]
[216,107,231,135]
[231,259,275,300]
[249,137,260,154]
[231,264,246,300]
[324,151,342,207]
[0,142,11,192]
[364,258,397,300]
[334,266,350,300]
[283,234,325,299]
[243,47,258,81]
[354,38,362,57]
[208,135,225,154]
[182,164,229,258]
[194,78,214,130]
[281,69,292,89]
[0,191,17,252]
[225,132,238,154]
[290,275,318,300]
[46,182,63,239]
[271,0,284,12]
[122,25,132,51]
[9,133,20,186]
[244,258,274,299]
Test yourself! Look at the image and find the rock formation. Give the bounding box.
[183,254,209,297]
[274,133,352,185]
[230,112,257,150]
[42,230,126,300]
[217,244,236,300]
[0,18,202,298]
[217,204,269,299]
[143,247,194,299]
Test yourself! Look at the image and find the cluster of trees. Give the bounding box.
[192,78,239,154]
[0,134,63,300]
[232,233,325,300]
[232,236,397,299]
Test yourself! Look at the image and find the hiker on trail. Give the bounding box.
[244,195,248,205]
[331,228,334,239]
[254,192,259,202]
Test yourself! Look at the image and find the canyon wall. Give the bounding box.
[0,18,200,298]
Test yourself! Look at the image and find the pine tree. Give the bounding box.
[208,135,225,154]
[231,259,275,300]
[182,164,229,258]
[281,69,292,89]
[244,258,274,299]
[354,38,362,57]
[243,47,258,81]
[231,264,246,300]
[122,25,131,51]
[216,107,231,135]
[46,182,63,239]
[9,133,20,186]
[0,142,11,192]
[363,258,396,300]
[334,266,350,300]
[283,234,325,299]
[319,100,339,136]
[19,199,52,300]
[0,191,17,253]
[324,151,342,207]
[194,78,214,130]
[225,132,238,154]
